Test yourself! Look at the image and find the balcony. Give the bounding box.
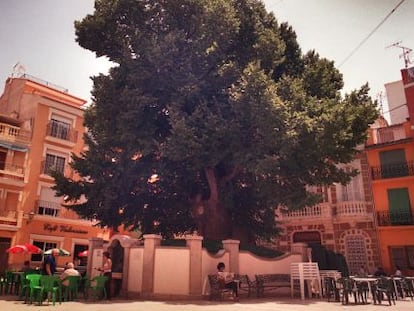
[46,122,78,143]
[278,202,332,221]
[0,122,30,144]
[377,210,414,226]
[0,161,25,176]
[335,201,370,217]
[0,209,22,230]
[371,161,414,180]
[370,124,407,145]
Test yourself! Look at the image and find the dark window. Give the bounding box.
[379,149,408,178]
[50,119,70,140]
[44,154,65,174]
[387,188,412,225]
[31,241,57,262]
[390,246,414,270]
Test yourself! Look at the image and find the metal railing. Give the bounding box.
[371,161,414,180]
[376,210,414,226]
[46,121,78,143]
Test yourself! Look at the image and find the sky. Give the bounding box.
[1,0,413,114]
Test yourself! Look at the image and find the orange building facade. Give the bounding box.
[365,67,414,276]
[0,74,108,274]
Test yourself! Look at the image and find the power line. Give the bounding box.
[338,0,406,68]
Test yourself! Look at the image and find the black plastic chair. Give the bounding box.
[324,277,340,302]
[372,277,396,305]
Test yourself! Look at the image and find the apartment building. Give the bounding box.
[0,74,109,274]
[275,150,380,275]
[365,66,414,276]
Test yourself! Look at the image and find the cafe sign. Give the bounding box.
[43,223,88,235]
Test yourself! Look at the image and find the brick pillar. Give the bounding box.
[291,242,308,261]
[186,235,203,296]
[222,239,240,273]
[141,234,161,295]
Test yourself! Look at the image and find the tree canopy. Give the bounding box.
[53,0,378,242]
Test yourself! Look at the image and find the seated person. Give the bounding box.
[394,265,403,277]
[373,266,387,277]
[216,262,238,299]
[60,262,80,286]
[358,265,369,277]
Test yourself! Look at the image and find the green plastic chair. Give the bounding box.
[85,275,108,301]
[18,272,39,299]
[35,275,62,305]
[26,274,42,304]
[62,275,80,301]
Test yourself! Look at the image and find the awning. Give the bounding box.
[0,141,29,152]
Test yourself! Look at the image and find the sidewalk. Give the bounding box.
[1,296,414,311]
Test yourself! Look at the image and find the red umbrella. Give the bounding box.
[6,243,42,254]
[78,250,89,257]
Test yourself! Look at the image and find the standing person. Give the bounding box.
[216,262,238,300]
[42,248,59,275]
[97,251,112,299]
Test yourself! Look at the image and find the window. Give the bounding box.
[44,153,65,175]
[345,235,368,275]
[390,246,414,270]
[37,187,61,217]
[31,240,57,262]
[49,119,70,140]
[0,151,6,170]
[387,188,412,225]
[338,173,363,202]
[379,149,408,178]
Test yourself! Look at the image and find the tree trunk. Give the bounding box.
[193,167,231,240]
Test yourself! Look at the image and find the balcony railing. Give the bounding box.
[279,202,332,220]
[0,122,31,144]
[371,124,407,144]
[0,209,20,227]
[46,122,78,143]
[371,161,414,180]
[377,210,414,226]
[0,162,25,175]
[336,201,369,216]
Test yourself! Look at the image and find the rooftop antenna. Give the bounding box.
[386,41,413,68]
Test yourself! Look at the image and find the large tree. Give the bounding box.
[53,0,378,242]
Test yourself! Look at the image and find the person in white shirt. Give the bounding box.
[60,262,80,286]
[216,262,238,299]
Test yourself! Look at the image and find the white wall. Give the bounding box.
[153,247,190,295]
[239,252,303,280]
[128,247,144,292]
[385,80,408,125]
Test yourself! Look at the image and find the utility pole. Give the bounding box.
[386,41,412,68]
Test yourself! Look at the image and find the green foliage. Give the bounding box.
[54,0,379,242]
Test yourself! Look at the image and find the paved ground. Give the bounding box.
[1,295,414,311]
